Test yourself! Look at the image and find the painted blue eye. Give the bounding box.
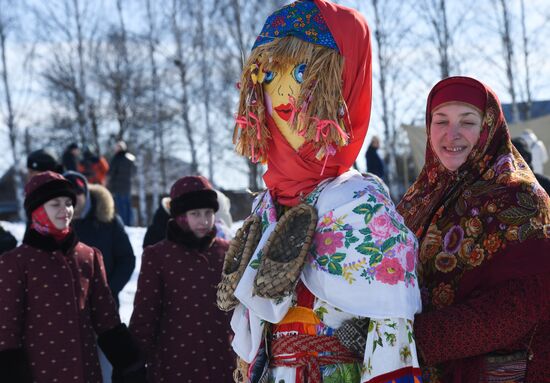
[293,63,307,84]
[264,71,275,84]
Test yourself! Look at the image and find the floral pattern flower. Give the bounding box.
[443,225,464,254]
[319,211,335,228]
[486,202,497,213]
[371,214,398,239]
[434,252,457,273]
[458,238,475,261]
[467,246,485,266]
[428,168,438,184]
[482,168,495,180]
[505,226,519,241]
[420,225,442,263]
[483,233,501,254]
[432,282,454,308]
[465,217,483,237]
[314,231,344,255]
[375,258,405,285]
[405,249,416,273]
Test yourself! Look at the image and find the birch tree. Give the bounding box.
[145,0,165,215]
[170,0,199,175]
[35,0,99,147]
[365,0,420,197]
[497,0,519,123]
[0,0,24,220]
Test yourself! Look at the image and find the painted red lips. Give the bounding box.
[274,103,292,121]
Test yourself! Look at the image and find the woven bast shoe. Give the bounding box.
[217,215,262,311]
[253,204,317,299]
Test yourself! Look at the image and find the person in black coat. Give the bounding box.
[62,142,80,172]
[365,135,385,180]
[26,148,63,180]
[142,196,171,249]
[64,171,135,304]
[0,225,17,255]
[107,141,136,225]
[511,137,550,195]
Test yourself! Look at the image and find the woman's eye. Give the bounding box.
[293,63,307,84]
[264,71,275,84]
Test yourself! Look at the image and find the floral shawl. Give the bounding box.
[397,76,550,313]
[232,170,422,381]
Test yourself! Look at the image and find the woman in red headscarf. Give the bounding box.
[398,76,550,382]
[219,1,423,382]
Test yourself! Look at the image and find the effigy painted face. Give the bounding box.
[263,63,307,150]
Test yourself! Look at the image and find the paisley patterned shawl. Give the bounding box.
[397,76,550,311]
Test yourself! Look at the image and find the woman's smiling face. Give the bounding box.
[263,63,307,150]
[43,196,74,230]
[430,102,483,171]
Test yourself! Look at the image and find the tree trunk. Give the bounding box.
[136,151,148,226]
[0,23,24,220]
[520,0,532,120]
[197,5,215,183]
[229,0,260,190]
[171,0,199,175]
[438,0,451,78]
[499,0,519,122]
[372,0,398,198]
[72,0,91,144]
[145,0,161,217]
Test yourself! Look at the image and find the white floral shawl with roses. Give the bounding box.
[231,170,422,381]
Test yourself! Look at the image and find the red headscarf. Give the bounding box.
[263,0,372,206]
[397,76,550,379]
[31,205,71,241]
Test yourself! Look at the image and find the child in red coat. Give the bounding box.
[0,171,145,383]
[130,176,234,382]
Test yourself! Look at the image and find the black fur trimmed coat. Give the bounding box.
[73,184,135,303]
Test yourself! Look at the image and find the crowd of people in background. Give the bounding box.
[0,138,238,382]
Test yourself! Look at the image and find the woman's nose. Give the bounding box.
[448,121,461,138]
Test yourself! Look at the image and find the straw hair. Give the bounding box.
[233,36,346,163]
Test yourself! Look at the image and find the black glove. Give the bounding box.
[97,323,147,383]
[334,317,370,356]
[0,348,33,383]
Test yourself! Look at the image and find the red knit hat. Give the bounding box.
[169,176,219,217]
[24,171,77,218]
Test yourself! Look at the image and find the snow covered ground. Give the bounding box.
[1,221,242,324]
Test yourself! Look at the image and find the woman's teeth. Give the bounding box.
[445,146,465,152]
